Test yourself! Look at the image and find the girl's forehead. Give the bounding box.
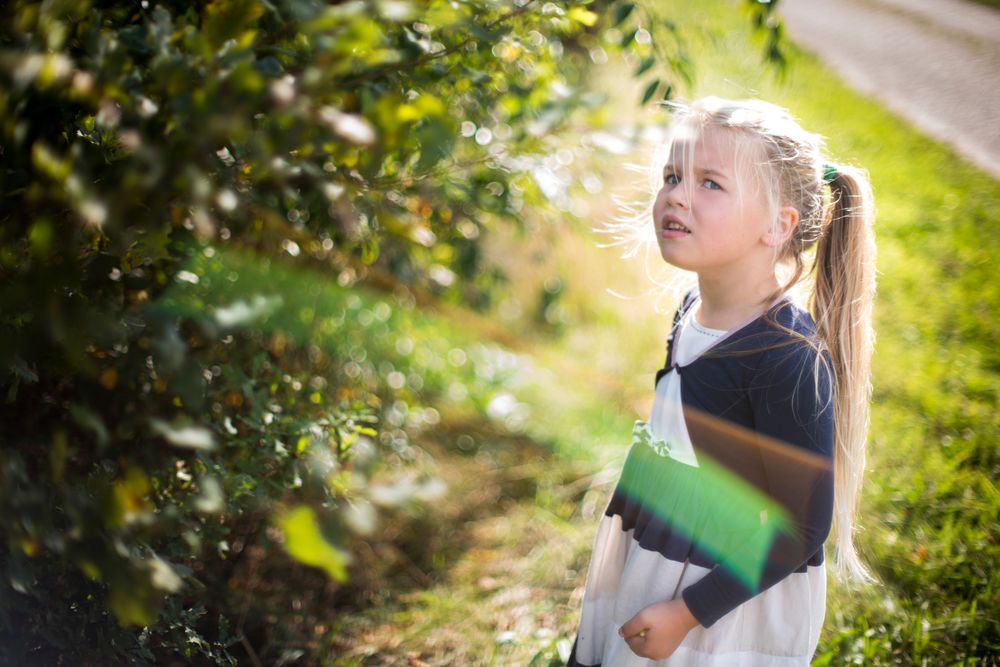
[665,126,739,169]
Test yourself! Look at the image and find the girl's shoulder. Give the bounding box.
[717,297,830,379]
[767,297,819,340]
[759,298,822,352]
[745,299,833,392]
[717,296,819,350]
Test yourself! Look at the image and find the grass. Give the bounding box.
[319,1,999,664]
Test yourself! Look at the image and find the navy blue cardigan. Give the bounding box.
[609,290,836,628]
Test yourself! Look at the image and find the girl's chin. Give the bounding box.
[658,257,699,274]
[655,244,697,271]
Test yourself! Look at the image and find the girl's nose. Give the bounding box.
[665,182,689,209]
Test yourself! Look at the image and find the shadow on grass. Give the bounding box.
[214,411,586,665]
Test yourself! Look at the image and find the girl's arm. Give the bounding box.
[681,341,836,629]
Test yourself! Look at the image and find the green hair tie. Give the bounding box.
[822,163,839,183]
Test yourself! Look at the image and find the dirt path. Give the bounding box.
[779,0,1000,180]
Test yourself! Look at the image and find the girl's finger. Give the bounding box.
[618,617,646,639]
[624,634,648,658]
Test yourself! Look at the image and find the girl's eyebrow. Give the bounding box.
[699,167,729,179]
[662,164,730,180]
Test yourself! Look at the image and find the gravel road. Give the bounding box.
[779,0,1000,180]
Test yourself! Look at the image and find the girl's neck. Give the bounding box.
[694,272,782,331]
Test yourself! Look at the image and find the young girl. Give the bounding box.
[567,97,876,666]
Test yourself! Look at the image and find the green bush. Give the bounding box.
[1,0,775,662]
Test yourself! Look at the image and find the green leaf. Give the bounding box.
[640,78,660,105]
[360,237,380,265]
[634,56,656,77]
[567,6,599,27]
[415,117,453,172]
[107,567,160,626]
[613,2,636,26]
[202,0,265,50]
[253,56,283,76]
[118,25,151,55]
[470,21,511,42]
[277,506,350,582]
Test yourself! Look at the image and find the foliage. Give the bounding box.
[0,0,764,662]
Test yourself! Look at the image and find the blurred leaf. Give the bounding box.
[277,505,350,582]
[150,419,217,451]
[202,0,265,51]
[49,431,68,481]
[253,56,284,76]
[193,475,225,513]
[635,56,656,77]
[613,2,636,27]
[567,7,598,27]
[148,556,183,593]
[213,294,284,329]
[640,78,660,104]
[108,583,158,627]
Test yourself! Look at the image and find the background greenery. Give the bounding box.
[2,0,997,665]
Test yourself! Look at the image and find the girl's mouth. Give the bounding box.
[661,217,691,236]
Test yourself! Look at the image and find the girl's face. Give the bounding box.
[652,126,776,275]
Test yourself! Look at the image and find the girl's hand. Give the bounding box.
[618,598,700,660]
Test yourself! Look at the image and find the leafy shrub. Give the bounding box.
[0,0,735,661]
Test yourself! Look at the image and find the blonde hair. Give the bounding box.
[667,97,878,582]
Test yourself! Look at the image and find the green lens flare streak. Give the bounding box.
[620,420,794,591]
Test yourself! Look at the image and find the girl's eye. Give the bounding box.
[663,173,679,185]
[703,179,722,190]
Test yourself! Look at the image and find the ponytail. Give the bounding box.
[810,165,877,582]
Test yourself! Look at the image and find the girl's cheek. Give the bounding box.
[654,188,669,209]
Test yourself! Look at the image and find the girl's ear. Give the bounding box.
[763,205,800,247]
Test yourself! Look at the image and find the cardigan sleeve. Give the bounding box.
[680,341,836,628]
